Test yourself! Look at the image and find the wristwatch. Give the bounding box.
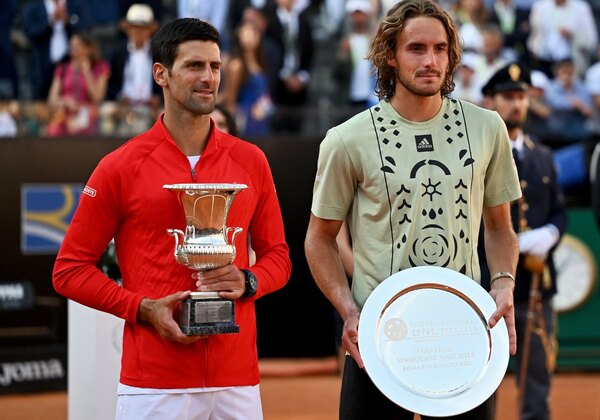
[241,269,258,298]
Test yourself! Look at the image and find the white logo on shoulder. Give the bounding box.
[83,185,96,198]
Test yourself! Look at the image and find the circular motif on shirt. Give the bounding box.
[409,224,452,267]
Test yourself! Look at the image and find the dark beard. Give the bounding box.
[504,119,523,130]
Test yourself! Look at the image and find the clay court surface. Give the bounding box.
[1,357,599,420]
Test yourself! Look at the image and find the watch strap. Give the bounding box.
[241,269,258,298]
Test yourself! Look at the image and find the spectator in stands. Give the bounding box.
[220,21,273,138]
[237,5,281,95]
[469,23,516,88]
[47,32,110,136]
[23,0,94,100]
[451,0,490,52]
[211,103,239,137]
[454,24,514,106]
[452,52,484,105]
[452,0,490,26]
[229,0,253,31]
[545,58,593,142]
[527,0,598,78]
[239,3,272,32]
[21,102,52,136]
[0,89,18,137]
[332,0,376,115]
[0,0,19,100]
[584,48,600,137]
[524,69,553,141]
[486,0,531,64]
[105,3,160,137]
[263,0,314,133]
[119,0,164,23]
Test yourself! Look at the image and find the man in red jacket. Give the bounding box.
[53,18,291,419]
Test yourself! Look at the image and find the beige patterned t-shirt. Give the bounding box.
[311,98,521,308]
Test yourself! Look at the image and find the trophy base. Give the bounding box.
[178,292,240,336]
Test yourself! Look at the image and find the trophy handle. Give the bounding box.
[167,229,186,261]
[226,227,244,246]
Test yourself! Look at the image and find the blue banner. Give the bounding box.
[21,184,83,255]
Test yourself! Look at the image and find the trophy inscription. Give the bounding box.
[164,183,248,335]
[377,288,489,398]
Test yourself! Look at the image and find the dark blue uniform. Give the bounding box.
[480,136,567,420]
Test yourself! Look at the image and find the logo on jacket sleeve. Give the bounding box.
[415,134,434,152]
[83,185,96,198]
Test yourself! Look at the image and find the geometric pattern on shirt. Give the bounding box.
[371,99,473,274]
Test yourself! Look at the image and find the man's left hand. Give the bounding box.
[194,265,245,300]
[489,279,517,356]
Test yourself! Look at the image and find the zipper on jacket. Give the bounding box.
[190,154,201,182]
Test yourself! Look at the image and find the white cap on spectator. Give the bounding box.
[346,0,372,14]
[125,4,155,26]
[531,70,549,91]
[460,52,479,70]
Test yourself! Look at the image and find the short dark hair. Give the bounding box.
[151,18,220,69]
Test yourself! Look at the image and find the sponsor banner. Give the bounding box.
[21,183,83,255]
[0,344,67,394]
[0,281,34,311]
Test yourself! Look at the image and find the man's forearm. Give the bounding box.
[305,234,357,321]
[485,227,518,289]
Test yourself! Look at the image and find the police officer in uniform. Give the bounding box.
[480,63,568,420]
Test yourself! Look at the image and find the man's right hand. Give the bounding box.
[138,291,205,345]
[341,309,364,368]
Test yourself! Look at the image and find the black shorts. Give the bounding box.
[340,356,495,420]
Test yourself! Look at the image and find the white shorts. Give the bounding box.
[115,385,263,420]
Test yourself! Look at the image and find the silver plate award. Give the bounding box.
[358,266,509,417]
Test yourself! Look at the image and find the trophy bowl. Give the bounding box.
[164,183,248,335]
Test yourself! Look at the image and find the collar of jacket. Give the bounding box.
[152,113,223,160]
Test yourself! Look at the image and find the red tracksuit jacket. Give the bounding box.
[53,117,291,388]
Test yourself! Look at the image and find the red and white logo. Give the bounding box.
[83,186,96,198]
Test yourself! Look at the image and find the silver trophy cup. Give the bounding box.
[164,183,248,335]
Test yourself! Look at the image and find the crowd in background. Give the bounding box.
[2,0,600,148]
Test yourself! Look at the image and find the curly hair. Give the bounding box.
[367,0,462,100]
